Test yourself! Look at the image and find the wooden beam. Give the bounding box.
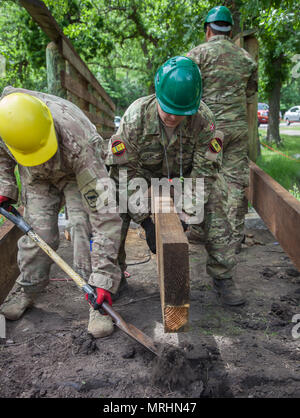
[152,190,190,333]
[248,162,300,272]
[61,39,115,112]
[83,110,115,129]
[19,0,115,112]
[0,209,24,306]
[61,71,115,119]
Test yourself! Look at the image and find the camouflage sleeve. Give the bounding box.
[106,114,150,224]
[246,62,258,104]
[73,141,122,294]
[186,111,223,216]
[0,141,18,201]
[186,46,202,67]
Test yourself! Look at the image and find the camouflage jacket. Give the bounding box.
[187,35,258,126]
[0,86,122,292]
[106,94,224,224]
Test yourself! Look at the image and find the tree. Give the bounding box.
[0,0,49,92]
[239,0,300,145]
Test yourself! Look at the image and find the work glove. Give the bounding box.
[141,217,156,254]
[85,287,112,312]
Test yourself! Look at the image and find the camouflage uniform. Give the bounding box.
[106,94,236,280]
[0,86,122,296]
[187,35,258,245]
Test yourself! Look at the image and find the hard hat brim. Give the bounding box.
[157,97,199,116]
[6,118,58,167]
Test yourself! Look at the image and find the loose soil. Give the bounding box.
[0,225,299,398]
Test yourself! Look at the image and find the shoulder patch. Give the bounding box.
[208,137,223,154]
[112,139,126,156]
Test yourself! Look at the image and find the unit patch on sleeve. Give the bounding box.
[84,189,99,209]
[208,137,223,154]
[112,139,126,156]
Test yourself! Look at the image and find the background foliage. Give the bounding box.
[0,0,299,115]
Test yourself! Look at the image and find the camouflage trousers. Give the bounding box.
[118,174,236,280]
[220,123,250,245]
[189,125,249,249]
[17,181,92,295]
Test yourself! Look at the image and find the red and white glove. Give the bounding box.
[85,287,112,312]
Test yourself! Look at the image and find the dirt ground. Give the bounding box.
[0,223,300,399]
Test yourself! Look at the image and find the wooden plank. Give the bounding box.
[20,0,115,112]
[248,162,300,272]
[83,110,115,129]
[61,71,115,118]
[152,191,190,333]
[244,35,259,163]
[19,0,62,42]
[61,39,115,112]
[0,219,24,306]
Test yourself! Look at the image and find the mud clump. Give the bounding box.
[150,344,198,390]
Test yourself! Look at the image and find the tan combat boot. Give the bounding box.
[88,307,114,338]
[0,290,35,320]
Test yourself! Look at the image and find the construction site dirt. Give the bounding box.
[0,224,299,399]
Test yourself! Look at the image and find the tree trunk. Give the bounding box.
[266,79,281,145]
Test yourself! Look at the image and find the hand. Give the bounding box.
[85,287,112,311]
[141,217,156,254]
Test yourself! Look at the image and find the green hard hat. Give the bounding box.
[205,5,233,25]
[154,56,202,116]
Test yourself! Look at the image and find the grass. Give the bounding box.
[257,133,300,200]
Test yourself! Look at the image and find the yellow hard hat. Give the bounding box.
[0,92,58,166]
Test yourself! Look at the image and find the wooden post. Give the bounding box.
[152,189,190,333]
[46,41,67,98]
[244,34,259,163]
[234,30,259,162]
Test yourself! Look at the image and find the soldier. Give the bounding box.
[187,6,258,254]
[0,87,123,338]
[106,56,245,306]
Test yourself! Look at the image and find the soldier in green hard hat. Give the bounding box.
[187,6,258,257]
[104,55,245,307]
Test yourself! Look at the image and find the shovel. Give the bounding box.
[0,204,159,356]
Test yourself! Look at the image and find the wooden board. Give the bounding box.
[61,71,115,119]
[152,192,190,333]
[248,162,300,272]
[0,220,24,306]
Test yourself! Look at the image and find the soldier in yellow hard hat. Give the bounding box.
[0,87,123,338]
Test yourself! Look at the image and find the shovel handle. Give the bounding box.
[0,205,32,234]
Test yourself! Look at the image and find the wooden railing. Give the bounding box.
[20,0,115,139]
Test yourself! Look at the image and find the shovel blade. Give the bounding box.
[101,301,159,356]
[116,321,159,356]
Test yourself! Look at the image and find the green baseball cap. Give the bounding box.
[154,56,202,116]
